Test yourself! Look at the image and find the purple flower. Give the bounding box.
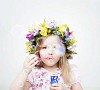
[64,31,68,36]
[26,33,34,40]
[68,32,72,36]
[67,55,73,59]
[69,33,74,39]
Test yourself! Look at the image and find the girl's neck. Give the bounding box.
[43,64,58,73]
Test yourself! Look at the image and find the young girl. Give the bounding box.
[10,20,83,90]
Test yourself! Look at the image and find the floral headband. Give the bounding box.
[26,20,77,59]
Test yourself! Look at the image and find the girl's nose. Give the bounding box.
[47,47,54,55]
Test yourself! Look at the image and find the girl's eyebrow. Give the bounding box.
[42,45,47,47]
[42,44,62,47]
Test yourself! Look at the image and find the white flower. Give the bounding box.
[46,20,57,29]
[32,24,40,36]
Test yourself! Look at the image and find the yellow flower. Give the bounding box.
[38,20,48,36]
[58,24,68,37]
[40,29,48,36]
[25,42,32,52]
[41,20,46,27]
[58,24,67,32]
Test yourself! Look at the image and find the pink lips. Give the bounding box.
[38,55,54,60]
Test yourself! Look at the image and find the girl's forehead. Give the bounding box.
[43,35,61,45]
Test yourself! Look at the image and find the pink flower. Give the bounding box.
[39,83,43,87]
[41,72,46,76]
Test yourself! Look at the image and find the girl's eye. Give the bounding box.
[42,46,47,49]
[53,46,56,48]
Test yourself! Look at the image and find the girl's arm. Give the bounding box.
[10,70,31,90]
[10,54,39,90]
[71,82,83,90]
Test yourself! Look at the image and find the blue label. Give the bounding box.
[50,76,58,84]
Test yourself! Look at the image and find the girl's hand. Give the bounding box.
[50,83,70,90]
[22,54,39,74]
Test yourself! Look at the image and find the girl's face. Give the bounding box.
[39,35,65,67]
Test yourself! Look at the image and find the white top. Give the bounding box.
[27,64,81,90]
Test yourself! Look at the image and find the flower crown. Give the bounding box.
[26,20,77,59]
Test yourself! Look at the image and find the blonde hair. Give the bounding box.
[35,34,71,85]
[57,55,71,85]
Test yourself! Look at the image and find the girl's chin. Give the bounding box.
[44,61,56,66]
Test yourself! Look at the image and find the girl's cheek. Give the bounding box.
[54,47,65,57]
[39,49,47,57]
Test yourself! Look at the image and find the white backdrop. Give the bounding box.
[0,0,100,90]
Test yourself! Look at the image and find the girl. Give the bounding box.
[10,20,83,90]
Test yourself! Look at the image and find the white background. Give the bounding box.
[0,0,100,90]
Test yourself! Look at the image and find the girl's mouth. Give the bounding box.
[37,55,54,60]
[47,55,54,60]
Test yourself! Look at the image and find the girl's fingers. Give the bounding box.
[50,86,60,90]
[23,54,39,73]
[29,59,38,65]
[25,54,38,63]
[51,83,59,87]
[50,83,62,90]
[24,54,39,69]
[29,54,36,59]
[29,56,38,65]
[30,60,39,68]
[30,56,38,61]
